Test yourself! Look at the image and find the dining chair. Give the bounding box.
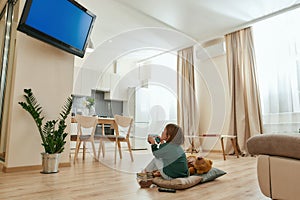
[74,115,98,163]
[98,114,134,163]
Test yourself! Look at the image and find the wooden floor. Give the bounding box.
[0,148,270,200]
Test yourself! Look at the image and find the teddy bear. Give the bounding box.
[187,155,213,175]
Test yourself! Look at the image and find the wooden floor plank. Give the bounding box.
[0,149,269,200]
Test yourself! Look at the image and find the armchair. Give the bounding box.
[247,134,300,200]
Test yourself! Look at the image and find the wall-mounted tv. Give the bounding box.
[17,0,96,58]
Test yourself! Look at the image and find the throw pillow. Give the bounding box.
[195,167,226,183]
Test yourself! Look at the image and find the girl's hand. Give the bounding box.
[148,136,155,145]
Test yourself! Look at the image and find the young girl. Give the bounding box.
[144,123,189,180]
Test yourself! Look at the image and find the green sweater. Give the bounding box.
[151,142,189,178]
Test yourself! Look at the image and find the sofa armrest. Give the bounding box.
[257,155,271,198]
[247,134,300,160]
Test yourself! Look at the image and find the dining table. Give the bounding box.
[70,116,116,141]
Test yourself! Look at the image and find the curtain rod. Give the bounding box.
[226,3,300,36]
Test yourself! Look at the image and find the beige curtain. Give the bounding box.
[225,27,263,155]
[177,46,199,152]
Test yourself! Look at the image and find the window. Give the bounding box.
[253,7,300,133]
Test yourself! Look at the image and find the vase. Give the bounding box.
[88,106,95,116]
[41,153,60,174]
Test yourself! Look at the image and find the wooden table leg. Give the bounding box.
[97,140,105,159]
[83,142,86,160]
[220,137,226,160]
[230,138,239,158]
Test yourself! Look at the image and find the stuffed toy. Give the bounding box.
[187,155,213,175]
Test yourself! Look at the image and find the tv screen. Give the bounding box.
[17,0,96,58]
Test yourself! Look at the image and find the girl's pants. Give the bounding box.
[145,158,172,180]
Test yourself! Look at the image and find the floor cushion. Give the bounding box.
[152,176,202,190]
[152,167,226,189]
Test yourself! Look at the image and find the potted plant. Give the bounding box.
[18,89,72,173]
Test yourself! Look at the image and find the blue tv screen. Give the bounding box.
[17,0,96,58]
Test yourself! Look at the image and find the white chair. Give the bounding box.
[98,115,134,163]
[74,115,98,163]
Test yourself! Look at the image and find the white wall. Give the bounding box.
[194,42,231,151]
[4,1,74,168]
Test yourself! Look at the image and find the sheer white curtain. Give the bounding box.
[253,8,300,133]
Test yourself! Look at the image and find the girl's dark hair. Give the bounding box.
[165,124,184,145]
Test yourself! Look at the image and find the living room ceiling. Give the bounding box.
[114,0,300,42]
[77,0,300,69]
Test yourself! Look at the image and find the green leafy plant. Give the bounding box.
[85,97,95,109]
[18,89,72,154]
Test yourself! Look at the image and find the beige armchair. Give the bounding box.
[247,134,300,200]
